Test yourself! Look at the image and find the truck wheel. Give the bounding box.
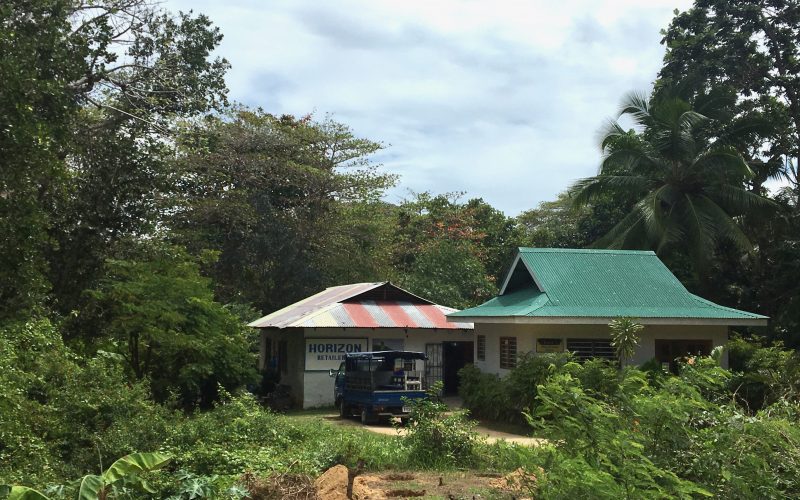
[360,409,373,425]
[338,399,348,418]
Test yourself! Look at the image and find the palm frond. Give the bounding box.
[597,118,629,152]
[636,186,684,252]
[705,184,777,214]
[691,147,753,179]
[570,175,652,207]
[591,208,649,249]
[692,195,753,252]
[677,193,716,264]
[601,143,659,176]
[714,113,775,147]
[618,91,651,126]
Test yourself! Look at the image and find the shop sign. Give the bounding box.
[305,338,367,370]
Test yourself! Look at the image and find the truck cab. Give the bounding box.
[330,351,427,425]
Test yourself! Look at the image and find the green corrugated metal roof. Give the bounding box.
[448,248,767,323]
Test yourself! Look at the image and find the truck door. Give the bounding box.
[334,361,345,400]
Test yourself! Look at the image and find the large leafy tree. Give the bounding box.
[0,1,81,319]
[657,1,800,344]
[1,0,228,319]
[171,109,395,313]
[84,242,256,408]
[659,0,800,202]
[392,193,518,307]
[572,93,774,276]
[516,192,630,250]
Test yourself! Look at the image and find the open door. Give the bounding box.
[443,341,474,395]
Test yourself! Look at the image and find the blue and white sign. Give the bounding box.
[304,338,367,371]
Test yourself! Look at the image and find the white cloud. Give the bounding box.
[165,0,693,214]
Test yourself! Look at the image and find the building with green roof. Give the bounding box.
[447,248,767,372]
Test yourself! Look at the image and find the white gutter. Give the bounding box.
[446,315,768,327]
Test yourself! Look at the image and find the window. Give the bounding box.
[373,338,404,351]
[499,336,517,369]
[567,338,615,361]
[655,339,712,373]
[477,335,486,361]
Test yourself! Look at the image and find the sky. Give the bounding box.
[165,0,694,215]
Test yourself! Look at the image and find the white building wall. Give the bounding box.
[260,327,474,409]
[474,322,729,377]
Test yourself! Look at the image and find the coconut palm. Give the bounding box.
[571,92,774,267]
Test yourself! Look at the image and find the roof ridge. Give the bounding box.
[518,247,657,255]
[325,281,386,290]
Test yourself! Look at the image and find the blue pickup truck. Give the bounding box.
[330,351,427,425]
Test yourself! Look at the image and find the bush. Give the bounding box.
[727,335,800,411]
[0,320,172,488]
[457,364,513,422]
[459,353,575,426]
[402,382,482,467]
[524,351,800,499]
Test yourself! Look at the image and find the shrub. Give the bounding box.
[0,320,172,487]
[457,364,513,422]
[402,382,482,467]
[459,352,574,426]
[727,335,800,411]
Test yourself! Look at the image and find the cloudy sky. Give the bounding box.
[165,0,693,215]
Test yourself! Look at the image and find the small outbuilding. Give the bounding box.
[249,282,473,408]
[448,248,768,373]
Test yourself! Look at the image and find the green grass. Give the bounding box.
[283,406,336,417]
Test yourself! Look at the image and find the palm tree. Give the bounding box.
[571,92,774,268]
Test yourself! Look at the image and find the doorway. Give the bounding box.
[442,341,474,395]
[655,339,712,373]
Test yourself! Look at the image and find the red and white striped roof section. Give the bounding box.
[248,282,473,330]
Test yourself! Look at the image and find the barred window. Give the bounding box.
[567,338,615,361]
[477,335,486,361]
[499,336,517,369]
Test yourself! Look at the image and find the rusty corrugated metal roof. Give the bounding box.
[248,282,473,330]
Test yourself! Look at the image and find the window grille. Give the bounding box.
[566,338,615,361]
[499,336,517,369]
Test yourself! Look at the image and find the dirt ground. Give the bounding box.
[314,466,535,499]
[322,414,546,447]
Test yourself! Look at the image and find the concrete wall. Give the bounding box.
[259,327,474,408]
[473,322,729,377]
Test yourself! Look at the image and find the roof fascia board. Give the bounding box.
[449,316,768,327]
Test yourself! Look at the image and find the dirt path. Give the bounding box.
[315,466,535,499]
[321,414,546,447]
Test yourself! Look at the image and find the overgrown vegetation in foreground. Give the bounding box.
[0,319,536,498]
[5,317,800,498]
[461,342,800,498]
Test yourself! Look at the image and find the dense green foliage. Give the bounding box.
[81,244,257,408]
[461,343,800,498]
[4,0,800,496]
[531,357,800,499]
[571,92,774,273]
